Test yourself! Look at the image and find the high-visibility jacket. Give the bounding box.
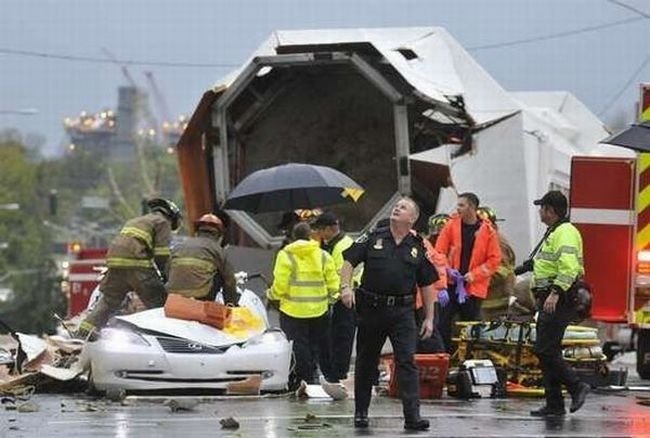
[483,234,516,310]
[166,230,236,299]
[268,239,339,318]
[322,233,363,287]
[416,238,448,309]
[106,213,171,272]
[532,222,584,292]
[435,215,502,299]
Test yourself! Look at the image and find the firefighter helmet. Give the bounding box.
[427,213,450,234]
[195,213,224,233]
[477,206,500,224]
[147,198,182,231]
[295,208,323,223]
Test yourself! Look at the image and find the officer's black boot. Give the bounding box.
[569,382,590,413]
[530,387,566,417]
[354,410,369,428]
[403,400,429,431]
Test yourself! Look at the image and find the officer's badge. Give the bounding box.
[411,247,418,258]
[373,238,383,250]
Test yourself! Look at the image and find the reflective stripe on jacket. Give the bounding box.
[328,234,363,287]
[106,213,171,271]
[434,214,502,299]
[268,239,339,318]
[532,222,584,292]
[484,234,516,310]
[166,231,235,299]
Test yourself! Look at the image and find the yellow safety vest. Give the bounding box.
[267,239,339,318]
[532,222,584,292]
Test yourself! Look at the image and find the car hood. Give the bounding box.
[115,308,265,348]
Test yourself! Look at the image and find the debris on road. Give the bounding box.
[226,375,262,395]
[16,402,39,413]
[165,398,200,412]
[220,416,240,429]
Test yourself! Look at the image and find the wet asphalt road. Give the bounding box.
[2,386,649,437]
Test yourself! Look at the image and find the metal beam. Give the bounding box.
[348,53,403,104]
[394,104,411,194]
[226,211,283,248]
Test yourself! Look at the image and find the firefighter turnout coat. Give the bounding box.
[166,230,236,299]
[106,213,172,272]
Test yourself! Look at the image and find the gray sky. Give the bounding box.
[1,0,648,155]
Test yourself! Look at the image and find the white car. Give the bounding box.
[85,278,292,393]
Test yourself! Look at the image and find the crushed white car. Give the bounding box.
[85,275,292,393]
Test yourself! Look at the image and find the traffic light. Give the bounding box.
[49,189,58,216]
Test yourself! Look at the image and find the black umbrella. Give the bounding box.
[600,121,650,152]
[223,163,365,213]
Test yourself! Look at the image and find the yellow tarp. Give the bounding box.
[222,307,265,339]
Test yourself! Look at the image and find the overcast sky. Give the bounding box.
[1,0,648,155]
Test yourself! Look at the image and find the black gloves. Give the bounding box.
[514,259,534,276]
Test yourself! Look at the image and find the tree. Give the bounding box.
[0,135,65,333]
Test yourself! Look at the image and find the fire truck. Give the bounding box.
[570,84,650,379]
[63,245,107,318]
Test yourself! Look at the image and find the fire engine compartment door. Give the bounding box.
[570,156,636,323]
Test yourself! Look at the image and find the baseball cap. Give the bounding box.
[312,211,339,229]
[533,190,567,211]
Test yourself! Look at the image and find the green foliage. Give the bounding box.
[0,133,183,333]
[0,138,64,333]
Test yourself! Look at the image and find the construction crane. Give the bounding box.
[144,71,173,125]
[101,47,137,88]
[101,47,159,142]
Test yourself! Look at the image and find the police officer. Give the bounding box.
[528,190,590,416]
[341,197,437,431]
[312,211,361,384]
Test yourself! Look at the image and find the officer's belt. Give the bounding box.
[357,288,415,307]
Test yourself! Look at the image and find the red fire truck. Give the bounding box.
[64,246,107,318]
[570,84,650,379]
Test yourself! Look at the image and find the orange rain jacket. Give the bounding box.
[435,215,501,299]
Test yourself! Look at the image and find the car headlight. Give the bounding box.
[100,328,150,347]
[244,329,287,347]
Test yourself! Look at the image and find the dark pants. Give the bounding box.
[437,289,482,354]
[355,294,420,421]
[280,311,328,389]
[319,301,357,382]
[415,305,446,353]
[84,267,167,329]
[534,292,581,409]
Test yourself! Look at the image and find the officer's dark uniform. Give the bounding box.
[343,227,437,424]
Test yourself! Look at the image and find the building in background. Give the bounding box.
[63,85,187,161]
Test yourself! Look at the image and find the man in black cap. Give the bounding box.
[312,211,361,384]
[527,190,590,417]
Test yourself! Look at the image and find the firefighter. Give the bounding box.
[477,206,516,321]
[166,213,238,305]
[528,190,590,416]
[76,198,182,339]
[311,211,361,384]
[341,197,437,431]
[267,222,339,390]
[278,208,322,249]
[435,193,501,353]
[426,213,450,247]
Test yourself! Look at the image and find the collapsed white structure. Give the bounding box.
[192,27,628,259]
[413,90,634,260]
